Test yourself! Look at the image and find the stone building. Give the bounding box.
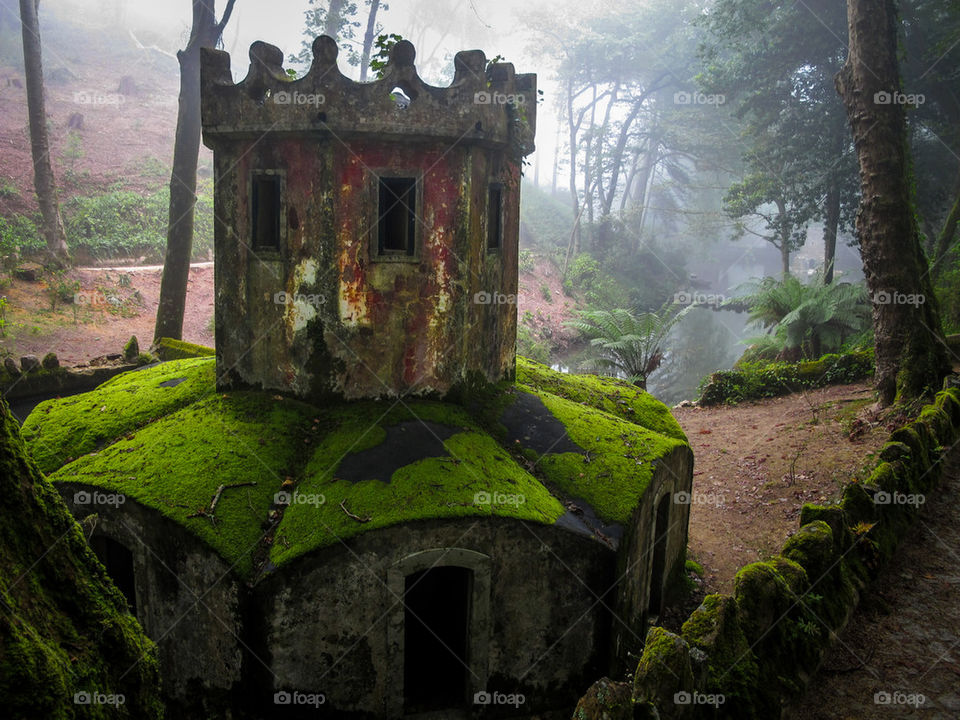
[202,35,536,401]
[23,36,694,720]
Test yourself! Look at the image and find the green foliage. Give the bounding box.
[516,324,550,364]
[0,295,7,337]
[518,249,535,274]
[934,251,960,334]
[0,177,19,199]
[61,182,215,260]
[369,32,405,78]
[0,213,44,256]
[698,349,875,406]
[43,271,79,311]
[539,282,552,302]
[566,304,694,387]
[62,131,85,179]
[733,274,870,360]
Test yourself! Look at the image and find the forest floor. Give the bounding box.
[672,387,893,594]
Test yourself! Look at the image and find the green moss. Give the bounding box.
[23,356,689,579]
[21,357,216,474]
[50,391,314,576]
[918,405,952,446]
[0,396,163,718]
[516,357,687,441]
[681,594,762,715]
[633,627,693,708]
[519,388,686,525]
[123,335,139,361]
[685,559,704,575]
[699,349,874,406]
[270,407,565,567]
[155,336,215,360]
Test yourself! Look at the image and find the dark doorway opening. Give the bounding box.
[403,566,471,714]
[648,495,671,618]
[91,535,137,616]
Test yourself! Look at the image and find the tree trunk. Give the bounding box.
[836,0,950,405]
[324,0,347,38]
[823,182,840,284]
[154,0,235,342]
[19,0,69,264]
[358,0,380,82]
[776,198,791,276]
[931,169,960,280]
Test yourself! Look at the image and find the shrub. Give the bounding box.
[698,349,875,406]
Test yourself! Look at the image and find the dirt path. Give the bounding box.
[672,386,891,593]
[0,263,214,365]
[784,449,960,719]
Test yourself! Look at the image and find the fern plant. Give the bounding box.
[732,273,870,360]
[565,303,694,389]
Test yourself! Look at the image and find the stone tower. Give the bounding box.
[200,36,536,401]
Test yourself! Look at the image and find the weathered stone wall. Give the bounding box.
[59,485,245,718]
[614,444,694,665]
[256,517,614,718]
[202,36,534,401]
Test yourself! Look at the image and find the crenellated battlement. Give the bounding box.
[200,35,536,153]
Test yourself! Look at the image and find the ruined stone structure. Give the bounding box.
[23,36,695,720]
[201,35,536,400]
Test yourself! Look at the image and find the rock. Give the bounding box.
[67,112,84,130]
[3,357,20,376]
[572,677,634,720]
[41,352,59,370]
[123,335,140,361]
[634,627,695,719]
[20,355,40,373]
[13,263,43,282]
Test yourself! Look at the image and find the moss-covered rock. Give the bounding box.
[680,594,761,717]
[572,677,634,720]
[123,335,139,362]
[153,337,216,360]
[0,396,163,718]
[633,627,694,718]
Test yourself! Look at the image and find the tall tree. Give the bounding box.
[836,0,950,404]
[699,0,858,283]
[358,0,381,81]
[18,0,69,264]
[154,0,236,342]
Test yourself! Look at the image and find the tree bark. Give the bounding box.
[776,198,791,276]
[19,0,69,264]
[358,0,380,81]
[836,0,950,405]
[324,0,347,38]
[823,182,840,284]
[154,0,235,342]
[931,169,960,280]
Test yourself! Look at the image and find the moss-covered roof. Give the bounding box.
[23,354,689,578]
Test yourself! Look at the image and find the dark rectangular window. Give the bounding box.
[252,174,281,250]
[378,176,417,255]
[487,184,503,251]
